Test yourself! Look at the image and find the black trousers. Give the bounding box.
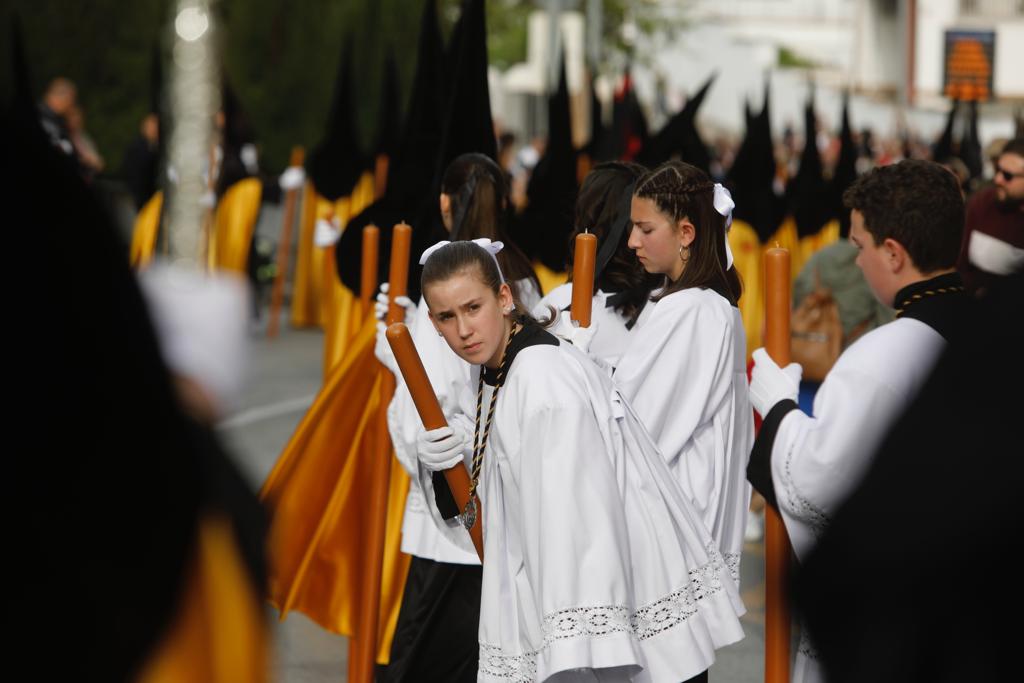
[378,555,482,683]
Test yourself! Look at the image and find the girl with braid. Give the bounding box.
[375,154,541,682]
[611,161,755,599]
[413,240,745,683]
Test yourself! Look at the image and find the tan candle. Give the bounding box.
[570,232,598,327]
[763,244,792,683]
[386,323,484,560]
[360,224,379,307]
[386,222,412,325]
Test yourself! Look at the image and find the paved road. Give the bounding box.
[219,313,771,682]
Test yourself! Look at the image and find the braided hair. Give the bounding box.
[634,160,742,303]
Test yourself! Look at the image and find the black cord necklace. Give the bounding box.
[461,321,518,531]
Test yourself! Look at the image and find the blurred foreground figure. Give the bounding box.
[5,37,268,682]
[794,271,1022,683]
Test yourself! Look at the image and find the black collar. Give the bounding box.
[481,319,559,386]
[894,272,970,341]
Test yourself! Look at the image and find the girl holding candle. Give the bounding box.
[376,153,541,683]
[414,240,746,683]
[533,162,659,367]
[609,160,755,589]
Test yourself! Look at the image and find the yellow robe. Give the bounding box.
[209,178,263,274]
[533,261,569,296]
[136,514,270,683]
[261,316,410,665]
[729,218,841,359]
[129,192,164,269]
[322,172,376,375]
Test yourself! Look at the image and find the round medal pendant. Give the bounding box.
[461,497,477,530]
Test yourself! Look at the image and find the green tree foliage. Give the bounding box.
[5,0,675,175]
[8,0,170,174]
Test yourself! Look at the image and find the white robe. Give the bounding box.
[417,337,746,682]
[762,317,947,683]
[612,287,754,581]
[532,283,653,368]
[387,277,542,564]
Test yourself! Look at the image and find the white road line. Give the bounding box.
[218,394,316,429]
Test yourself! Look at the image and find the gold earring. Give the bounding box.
[679,244,690,263]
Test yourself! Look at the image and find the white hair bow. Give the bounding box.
[419,238,506,282]
[713,183,736,269]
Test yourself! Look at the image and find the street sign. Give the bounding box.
[943,29,996,101]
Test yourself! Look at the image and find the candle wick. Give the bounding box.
[773,241,780,249]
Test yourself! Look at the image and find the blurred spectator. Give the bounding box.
[957,137,1024,297]
[66,103,104,181]
[38,76,76,157]
[121,113,161,211]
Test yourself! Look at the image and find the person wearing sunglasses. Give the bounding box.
[958,137,1024,296]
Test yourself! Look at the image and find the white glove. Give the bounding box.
[314,217,341,247]
[279,165,306,191]
[374,321,398,374]
[374,282,416,325]
[416,425,468,472]
[551,309,599,353]
[198,190,216,209]
[749,347,803,417]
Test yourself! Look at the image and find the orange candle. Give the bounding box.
[386,222,412,325]
[763,244,792,683]
[386,323,484,560]
[570,232,598,327]
[360,224,379,307]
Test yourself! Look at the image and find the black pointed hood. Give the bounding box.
[335,0,447,299]
[932,99,959,162]
[829,92,858,237]
[584,69,607,161]
[728,78,785,242]
[958,99,983,182]
[515,50,577,270]
[636,73,714,171]
[307,40,368,201]
[786,91,830,238]
[435,0,496,177]
[610,65,648,160]
[374,53,402,159]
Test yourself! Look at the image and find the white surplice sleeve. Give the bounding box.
[387,298,471,476]
[613,292,733,470]
[514,379,644,681]
[761,320,945,560]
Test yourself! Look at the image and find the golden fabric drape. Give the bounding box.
[261,317,411,664]
[209,178,262,274]
[533,261,568,296]
[797,219,841,271]
[136,514,269,683]
[729,219,764,358]
[129,191,164,269]
[290,183,326,328]
[322,172,377,374]
[730,218,841,359]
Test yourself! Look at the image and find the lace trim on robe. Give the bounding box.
[478,544,730,680]
[781,438,831,539]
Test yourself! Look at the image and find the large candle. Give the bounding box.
[386,323,484,561]
[763,244,792,683]
[386,222,412,325]
[360,224,379,308]
[570,232,598,327]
